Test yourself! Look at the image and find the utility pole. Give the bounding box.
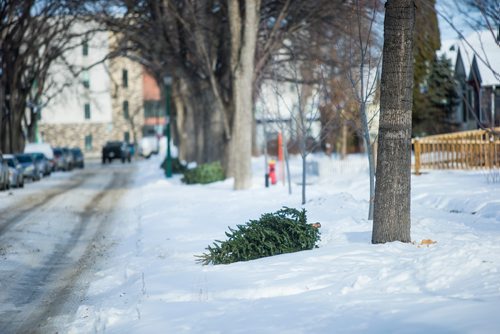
[164,75,173,178]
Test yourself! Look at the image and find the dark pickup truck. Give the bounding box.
[102,141,131,164]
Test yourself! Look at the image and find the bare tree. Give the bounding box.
[372,0,415,244]
[320,72,360,159]
[95,0,354,190]
[286,62,322,205]
[346,0,383,220]
[265,57,352,205]
[0,0,89,153]
[453,0,499,37]
[96,0,259,189]
[227,0,261,189]
[257,82,293,195]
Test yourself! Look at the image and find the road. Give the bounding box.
[0,160,136,333]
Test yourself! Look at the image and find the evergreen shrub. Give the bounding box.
[196,207,321,265]
[182,161,225,184]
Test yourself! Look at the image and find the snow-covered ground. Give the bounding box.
[66,154,500,333]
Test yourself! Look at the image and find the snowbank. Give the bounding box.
[67,155,500,333]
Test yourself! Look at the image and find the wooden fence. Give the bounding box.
[412,128,500,175]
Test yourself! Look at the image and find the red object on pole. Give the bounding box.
[269,160,277,185]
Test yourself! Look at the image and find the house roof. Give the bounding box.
[439,29,500,87]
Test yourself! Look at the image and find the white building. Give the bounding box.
[255,80,322,154]
[255,66,379,155]
[39,21,144,156]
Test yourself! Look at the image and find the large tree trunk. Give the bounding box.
[8,86,27,153]
[227,0,261,190]
[372,0,415,244]
[26,107,37,143]
[178,85,199,163]
[172,80,187,161]
[0,80,6,153]
[176,78,225,164]
[201,83,225,164]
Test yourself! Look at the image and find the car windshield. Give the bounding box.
[106,141,122,147]
[6,158,15,167]
[16,155,32,163]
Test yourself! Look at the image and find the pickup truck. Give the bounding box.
[102,141,131,164]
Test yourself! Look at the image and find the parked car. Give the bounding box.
[60,147,74,170]
[24,142,55,171]
[3,154,24,188]
[53,147,70,171]
[70,147,85,169]
[32,153,52,177]
[102,141,131,164]
[15,153,41,181]
[0,153,10,191]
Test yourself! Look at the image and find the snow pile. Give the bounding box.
[67,155,500,333]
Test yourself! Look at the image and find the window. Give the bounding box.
[82,70,90,88]
[124,131,130,143]
[123,100,129,119]
[84,103,91,119]
[144,100,161,118]
[122,69,128,88]
[85,134,93,151]
[82,40,89,56]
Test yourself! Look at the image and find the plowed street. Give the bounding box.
[0,161,135,333]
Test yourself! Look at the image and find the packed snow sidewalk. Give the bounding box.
[68,155,500,333]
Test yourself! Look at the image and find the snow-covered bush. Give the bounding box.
[196,207,321,265]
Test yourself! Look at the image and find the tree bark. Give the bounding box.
[0,79,7,153]
[172,80,186,161]
[372,0,415,244]
[174,77,225,165]
[227,0,261,190]
[201,84,225,164]
[178,84,198,163]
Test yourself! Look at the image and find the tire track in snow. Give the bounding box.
[0,171,90,236]
[0,165,134,334]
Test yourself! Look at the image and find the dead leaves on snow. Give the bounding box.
[413,239,437,248]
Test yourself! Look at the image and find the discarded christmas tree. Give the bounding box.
[196,207,321,265]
